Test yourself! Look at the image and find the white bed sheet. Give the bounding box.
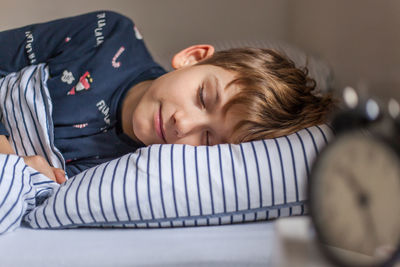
[0,221,276,267]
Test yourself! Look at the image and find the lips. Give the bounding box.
[155,105,167,143]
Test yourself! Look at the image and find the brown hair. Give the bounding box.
[197,47,336,143]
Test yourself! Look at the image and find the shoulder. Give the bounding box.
[92,10,135,25]
[60,10,135,29]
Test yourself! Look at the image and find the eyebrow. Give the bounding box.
[211,75,231,145]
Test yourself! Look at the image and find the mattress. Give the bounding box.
[0,221,277,267]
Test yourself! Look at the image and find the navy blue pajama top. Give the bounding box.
[0,11,167,176]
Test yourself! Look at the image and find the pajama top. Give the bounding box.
[0,11,167,176]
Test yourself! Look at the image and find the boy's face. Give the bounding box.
[132,64,241,146]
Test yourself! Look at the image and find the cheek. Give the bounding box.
[132,96,153,142]
[155,74,195,97]
[132,109,144,138]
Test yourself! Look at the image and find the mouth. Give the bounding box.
[155,105,167,143]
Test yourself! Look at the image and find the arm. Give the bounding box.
[0,135,14,154]
[23,155,66,184]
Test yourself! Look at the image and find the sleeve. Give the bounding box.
[0,11,131,76]
[0,122,9,136]
[0,123,9,136]
[65,156,116,177]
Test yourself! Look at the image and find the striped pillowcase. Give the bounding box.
[0,154,60,234]
[0,63,64,170]
[24,124,332,229]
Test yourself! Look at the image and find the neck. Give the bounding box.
[121,80,153,143]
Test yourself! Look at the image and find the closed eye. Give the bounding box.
[198,86,206,108]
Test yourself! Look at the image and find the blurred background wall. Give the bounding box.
[1,0,399,97]
[287,0,400,98]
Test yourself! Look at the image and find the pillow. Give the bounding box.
[24,124,332,229]
[0,154,59,234]
[0,63,64,170]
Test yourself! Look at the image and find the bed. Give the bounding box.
[0,221,277,267]
[0,216,337,266]
[0,20,335,265]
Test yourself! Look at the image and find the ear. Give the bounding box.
[171,44,215,69]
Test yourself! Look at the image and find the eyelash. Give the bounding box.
[198,86,210,145]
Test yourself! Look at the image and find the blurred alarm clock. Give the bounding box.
[308,86,400,267]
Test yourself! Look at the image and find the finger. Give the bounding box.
[53,168,67,184]
[40,167,56,182]
[23,155,56,182]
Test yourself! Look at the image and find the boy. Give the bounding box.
[0,11,334,182]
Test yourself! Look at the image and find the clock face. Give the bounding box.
[310,131,400,266]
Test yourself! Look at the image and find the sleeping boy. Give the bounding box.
[0,11,334,182]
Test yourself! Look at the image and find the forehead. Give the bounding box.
[195,64,238,92]
[203,64,236,84]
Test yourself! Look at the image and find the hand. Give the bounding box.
[23,155,67,184]
[0,135,15,154]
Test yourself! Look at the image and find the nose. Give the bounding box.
[172,110,206,138]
